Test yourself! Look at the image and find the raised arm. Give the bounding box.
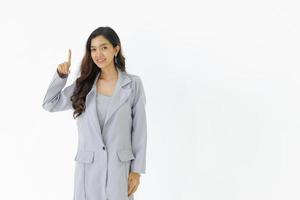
[42,49,75,112]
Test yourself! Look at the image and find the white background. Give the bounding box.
[0,0,300,199]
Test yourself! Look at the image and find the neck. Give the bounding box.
[100,65,118,81]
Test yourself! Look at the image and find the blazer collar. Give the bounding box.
[87,67,133,141]
[90,67,132,94]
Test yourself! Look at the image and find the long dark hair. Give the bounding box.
[71,26,126,119]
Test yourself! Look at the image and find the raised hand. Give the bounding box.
[57,49,72,75]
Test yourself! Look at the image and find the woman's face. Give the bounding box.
[90,35,119,69]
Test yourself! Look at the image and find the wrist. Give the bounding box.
[57,68,68,78]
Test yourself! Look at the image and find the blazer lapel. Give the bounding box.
[86,67,132,139]
[104,68,132,128]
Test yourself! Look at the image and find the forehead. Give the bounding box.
[91,35,111,47]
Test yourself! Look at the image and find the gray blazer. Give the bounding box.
[42,67,147,200]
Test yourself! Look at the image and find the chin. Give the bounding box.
[96,63,107,69]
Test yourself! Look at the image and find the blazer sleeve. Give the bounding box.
[130,76,147,174]
[42,69,75,112]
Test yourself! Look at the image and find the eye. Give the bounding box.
[102,47,107,50]
[91,49,95,51]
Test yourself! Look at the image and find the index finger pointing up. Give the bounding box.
[68,49,72,64]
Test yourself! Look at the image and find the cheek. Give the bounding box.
[102,52,110,58]
[91,53,96,60]
[103,50,113,57]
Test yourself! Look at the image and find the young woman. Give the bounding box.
[42,26,147,200]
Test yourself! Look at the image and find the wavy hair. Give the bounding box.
[71,26,126,119]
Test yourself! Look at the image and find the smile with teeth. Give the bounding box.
[96,58,106,62]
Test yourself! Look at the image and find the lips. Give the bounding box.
[96,58,106,62]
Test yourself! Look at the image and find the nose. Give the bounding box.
[94,49,104,58]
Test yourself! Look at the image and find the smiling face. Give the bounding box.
[90,35,119,69]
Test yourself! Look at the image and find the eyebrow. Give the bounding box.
[90,43,109,48]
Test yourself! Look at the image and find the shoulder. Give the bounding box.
[125,71,142,81]
[125,72,144,87]
[124,71,146,102]
[125,72,146,105]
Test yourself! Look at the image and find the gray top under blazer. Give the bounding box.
[96,92,112,133]
[42,67,147,200]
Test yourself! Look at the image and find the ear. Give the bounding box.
[115,45,120,55]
